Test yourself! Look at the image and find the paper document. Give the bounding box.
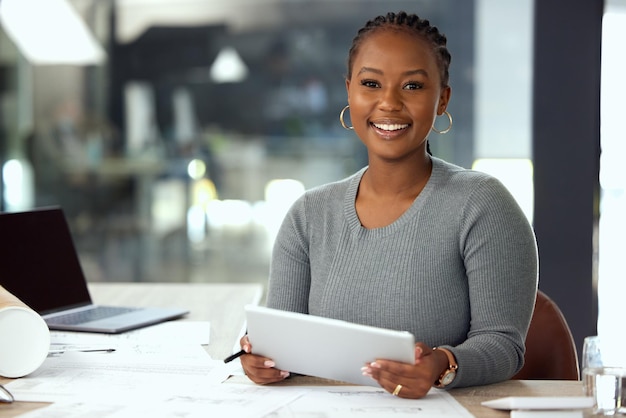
[262,385,473,417]
[6,343,228,403]
[14,384,307,418]
[15,383,471,418]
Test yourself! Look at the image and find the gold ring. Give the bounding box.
[392,384,402,396]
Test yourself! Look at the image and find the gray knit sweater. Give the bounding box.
[266,156,538,388]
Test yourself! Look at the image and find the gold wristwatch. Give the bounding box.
[433,347,458,388]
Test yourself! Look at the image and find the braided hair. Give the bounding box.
[346,11,451,89]
[346,11,452,155]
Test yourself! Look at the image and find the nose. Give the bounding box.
[378,87,403,112]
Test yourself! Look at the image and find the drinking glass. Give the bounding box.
[582,335,626,415]
[0,383,13,403]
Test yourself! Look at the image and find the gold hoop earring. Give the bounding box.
[431,110,453,134]
[339,105,354,130]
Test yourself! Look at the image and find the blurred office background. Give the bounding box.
[0,0,623,353]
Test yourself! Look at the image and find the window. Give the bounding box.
[1,0,534,285]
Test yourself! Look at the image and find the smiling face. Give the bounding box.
[346,28,451,163]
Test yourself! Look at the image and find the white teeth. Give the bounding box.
[372,123,408,131]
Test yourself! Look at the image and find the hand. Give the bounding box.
[238,335,290,384]
[361,342,449,399]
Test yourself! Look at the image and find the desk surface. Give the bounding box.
[0,282,263,418]
[0,283,587,417]
[86,282,264,360]
[224,375,585,418]
[452,379,584,417]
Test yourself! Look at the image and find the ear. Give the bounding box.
[437,86,452,115]
[345,78,351,97]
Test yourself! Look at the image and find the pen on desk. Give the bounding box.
[48,348,116,355]
[223,349,246,363]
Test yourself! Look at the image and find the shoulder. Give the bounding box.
[295,168,363,208]
[430,157,531,229]
[433,157,493,183]
[282,169,363,226]
[275,170,363,247]
[431,157,509,200]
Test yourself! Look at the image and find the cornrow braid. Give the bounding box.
[346,11,451,89]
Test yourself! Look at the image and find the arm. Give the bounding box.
[365,175,538,394]
[450,175,538,387]
[266,196,312,313]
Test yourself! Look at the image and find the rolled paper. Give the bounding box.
[0,285,50,378]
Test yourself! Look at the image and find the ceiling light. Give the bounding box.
[209,46,248,83]
[0,0,106,65]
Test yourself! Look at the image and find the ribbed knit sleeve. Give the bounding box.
[266,157,538,388]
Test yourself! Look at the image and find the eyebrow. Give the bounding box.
[357,67,429,77]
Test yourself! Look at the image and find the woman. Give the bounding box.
[240,11,538,399]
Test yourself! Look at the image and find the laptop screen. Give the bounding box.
[0,207,92,314]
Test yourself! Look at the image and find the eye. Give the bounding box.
[403,81,424,90]
[360,79,380,88]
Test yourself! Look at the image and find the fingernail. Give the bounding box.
[280,371,290,378]
[415,346,423,356]
[264,360,275,367]
[370,361,381,369]
[361,366,372,377]
[244,344,251,353]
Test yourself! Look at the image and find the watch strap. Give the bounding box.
[433,347,458,388]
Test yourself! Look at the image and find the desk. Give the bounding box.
[0,282,263,417]
[85,282,264,359]
[451,380,584,417]
[223,375,586,418]
[0,283,587,417]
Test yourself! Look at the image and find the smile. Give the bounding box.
[371,122,409,131]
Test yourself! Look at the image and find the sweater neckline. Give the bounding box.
[344,157,441,237]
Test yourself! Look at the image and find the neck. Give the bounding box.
[363,155,433,198]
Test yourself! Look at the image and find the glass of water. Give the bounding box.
[582,335,626,415]
[0,383,13,403]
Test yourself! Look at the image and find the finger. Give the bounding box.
[240,335,251,353]
[362,361,404,389]
[386,382,430,399]
[244,364,290,384]
[240,354,290,384]
[414,342,433,363]
[378,372,431,399]
[364,361,431,399]
[370,359,415,376]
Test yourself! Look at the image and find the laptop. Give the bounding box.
[0,207,189,333]
[245,305,415,386]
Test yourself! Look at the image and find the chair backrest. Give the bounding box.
[512,290,580,380]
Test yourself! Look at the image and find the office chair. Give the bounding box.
[512,290,580,380]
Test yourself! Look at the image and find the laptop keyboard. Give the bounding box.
[47,306,140,325]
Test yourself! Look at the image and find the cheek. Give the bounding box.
[347,95,372,123]
[410,102,439,123]
[348,104,371,134]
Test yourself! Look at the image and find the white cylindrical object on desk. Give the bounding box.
[0,286,50,378]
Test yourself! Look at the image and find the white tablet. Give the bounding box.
[481,396,594,410]
[244,305,415,387]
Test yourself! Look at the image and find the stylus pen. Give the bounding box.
[223,349,246,363]
[48,348,116,354]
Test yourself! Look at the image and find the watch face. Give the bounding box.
[441,370,456,386]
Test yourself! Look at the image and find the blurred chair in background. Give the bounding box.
[513,290,580,380]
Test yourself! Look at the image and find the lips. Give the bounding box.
[370,121,411,140]
[371,122,409,131]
